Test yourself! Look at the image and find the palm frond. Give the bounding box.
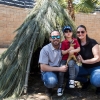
[75,0,98,13]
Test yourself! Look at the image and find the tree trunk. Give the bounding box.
[67,0,75,21]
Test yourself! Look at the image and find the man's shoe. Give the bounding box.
[45,88,52,96]
[96,87,100,95]
[57,87,64,96]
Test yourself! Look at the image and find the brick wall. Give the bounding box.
[75,12,100,44]
[0,4,100,47]
[0,4,30,47]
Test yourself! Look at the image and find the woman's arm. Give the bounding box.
[80,44,100,64]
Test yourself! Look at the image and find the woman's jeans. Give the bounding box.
[76,66,100,87]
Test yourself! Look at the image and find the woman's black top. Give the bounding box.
[80,38,100,68]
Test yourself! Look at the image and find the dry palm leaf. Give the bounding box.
[0,0,76,99]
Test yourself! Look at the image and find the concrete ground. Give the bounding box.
[0,48,7,54]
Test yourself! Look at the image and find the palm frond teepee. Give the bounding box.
[0,0,76,99]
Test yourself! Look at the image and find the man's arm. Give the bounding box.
[40,63,68,72]
[39,45,68,72]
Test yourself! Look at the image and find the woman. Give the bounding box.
[76,25,100,95]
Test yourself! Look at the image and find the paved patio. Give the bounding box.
[0,48,7,54]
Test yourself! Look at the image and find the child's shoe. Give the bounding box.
[69,80,75,88]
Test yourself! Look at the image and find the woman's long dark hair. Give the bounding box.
[77,25,90,45]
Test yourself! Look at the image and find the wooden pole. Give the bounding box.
[23,32,39,94]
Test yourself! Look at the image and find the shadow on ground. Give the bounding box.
[20,73,100,100]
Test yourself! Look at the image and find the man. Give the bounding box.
[39,31,68,96]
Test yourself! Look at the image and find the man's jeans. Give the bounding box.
[76,66,100,87]
[41,71,58,88]
[41,60,79,88]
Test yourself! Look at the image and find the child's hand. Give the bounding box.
[68,50,75,55]
[68,46,74,52]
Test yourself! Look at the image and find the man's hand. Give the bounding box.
[59,65,68,72]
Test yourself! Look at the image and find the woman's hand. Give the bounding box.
[77,55,81,62]
[78,55,86,63]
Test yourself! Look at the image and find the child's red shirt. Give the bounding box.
[61,38,80,60]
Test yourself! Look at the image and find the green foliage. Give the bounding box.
[0,0,76,99]
[58,0,100,13]
[75,0,99,13]
[58,0,67,8]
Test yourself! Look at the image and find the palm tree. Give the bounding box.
[75,0,99,13]
[58,0,100,20]
[58,0,75,21]
[67,0,75,21]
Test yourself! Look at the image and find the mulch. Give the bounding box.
[0,48,100,100]
[20,74,100,100]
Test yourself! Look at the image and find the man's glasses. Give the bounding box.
[64,30,72,33]
[77,31,85,34]
[51,35,60,39]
